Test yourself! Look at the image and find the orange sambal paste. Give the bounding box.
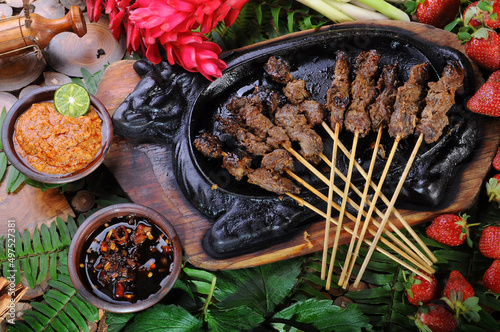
[14,102,102,174]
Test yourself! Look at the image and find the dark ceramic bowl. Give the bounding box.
[1,85,113,183]
[68,203,183,313]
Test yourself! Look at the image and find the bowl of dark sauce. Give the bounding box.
[68,203,182,313]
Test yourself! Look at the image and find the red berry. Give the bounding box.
[417,0,460,29]
[463,0,500,29]
[426,214,472,246]
[443,270,475,301]
[464,29,500,72]
[483,260,500,293]
[486,70,500,84]
[492,147,500,170]
[467,81,500,117]
[415,304,458,332]
[479,225,500,259]
[407,271,440,305]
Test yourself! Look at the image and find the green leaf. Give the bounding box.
[7,167,27,193]
[206,306,264,331]
[271,6,281,32]
[345,284,392,304]
[0,152,7,182]
[105,312,136,332]
[0,107,6,149]
[273,299,372,332]
[56,217,72,246]
[255,3,263,25]
[124,304,202,332]
[214,259,301,315]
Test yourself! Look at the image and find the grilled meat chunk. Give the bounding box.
[194,132,224,159]
[222,151,252,181]
[275,104,323,164]
[247,167,300,195]
[299,100,326,126]
[389,63,430,139]
[327,51,351,131]
[344,50,381,138]
[217,117,272,156]
[369,64,400,130]
[261,149,295,173]
[264,56,294,84]
[284,79,311,104]
[415,62,465,144]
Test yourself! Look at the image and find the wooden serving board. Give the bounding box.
[97,21,500,271]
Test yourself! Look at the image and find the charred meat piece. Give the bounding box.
[369,64,400,130]
[261,149,295,173]
[217,117,272,156]
[389,63,430,139]
[415,62,465,144]
[327,51,351,131]
[194,132,224,159]
[275,104,323,164]
[299,99,326,126]
[228,96,291,149]
[247,167,300,195]
[264,56,294,84]
[222,151,252,181]
[344,50,381,137]
[283,79,311,104]
[250,86,280,120]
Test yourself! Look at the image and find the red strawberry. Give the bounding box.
[406,271,440,305]
[486,70,500,84]
[414,304,458,332]
[426,214,475,246]
[492,146,500,170]
[486,176,500,206]
[463,0,500,29]
[442,270,481,322]
[464,28,500,72]
[479,225,500,259]
[443,270,475,301]
[483,259,500,293]
[467,81,500,116]
[416,0,460,29]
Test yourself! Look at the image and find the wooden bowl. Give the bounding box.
[1,85,113,183]
[67,203,183,313]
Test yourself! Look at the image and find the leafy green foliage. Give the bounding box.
[7,264,99,332]
[0,215,84,288]
[209,0,329,50]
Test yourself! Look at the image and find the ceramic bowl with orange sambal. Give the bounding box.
[1,85,113,183]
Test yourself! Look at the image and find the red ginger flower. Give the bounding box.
[86,0,249,80]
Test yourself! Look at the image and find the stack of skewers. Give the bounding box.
[194,51,465,289]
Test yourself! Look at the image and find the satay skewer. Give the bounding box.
[321,123,340,280]
[287,194,433,282]
[284,147,434,274]
[338,125,383,287]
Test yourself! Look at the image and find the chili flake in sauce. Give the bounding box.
[14,102,102,174]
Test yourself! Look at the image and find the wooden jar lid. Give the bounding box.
[0,52,46,92]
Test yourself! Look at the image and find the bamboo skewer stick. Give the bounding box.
[284,160,434,275]
[287,194,433,282]
[342,133,400,286]
[338,126,383,287]
[353,133,424,287]
[321,121,437,264]
[321,123,340,280]
[318,143,433,268]
[326,130,358,289]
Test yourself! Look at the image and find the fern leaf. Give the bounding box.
[40,224,53,251]
[22,230,33,255]
[32,229,43,253]
[66,216,78,238]
[49,222,62,249]
[50,317,73,332]
[56,217,71,247]
[49,253,58,281]
[21,313,45,331]
[56,310,80,332]
[30,302,57,321]
[15,231,23,256]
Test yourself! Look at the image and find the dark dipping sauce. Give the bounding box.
[81,215,174,303]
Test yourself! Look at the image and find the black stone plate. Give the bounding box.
[112,24,477,259]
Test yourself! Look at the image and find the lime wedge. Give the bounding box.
[54,83,91,118]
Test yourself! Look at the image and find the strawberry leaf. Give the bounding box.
[404,1,418,15]
[478,0,493,12]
